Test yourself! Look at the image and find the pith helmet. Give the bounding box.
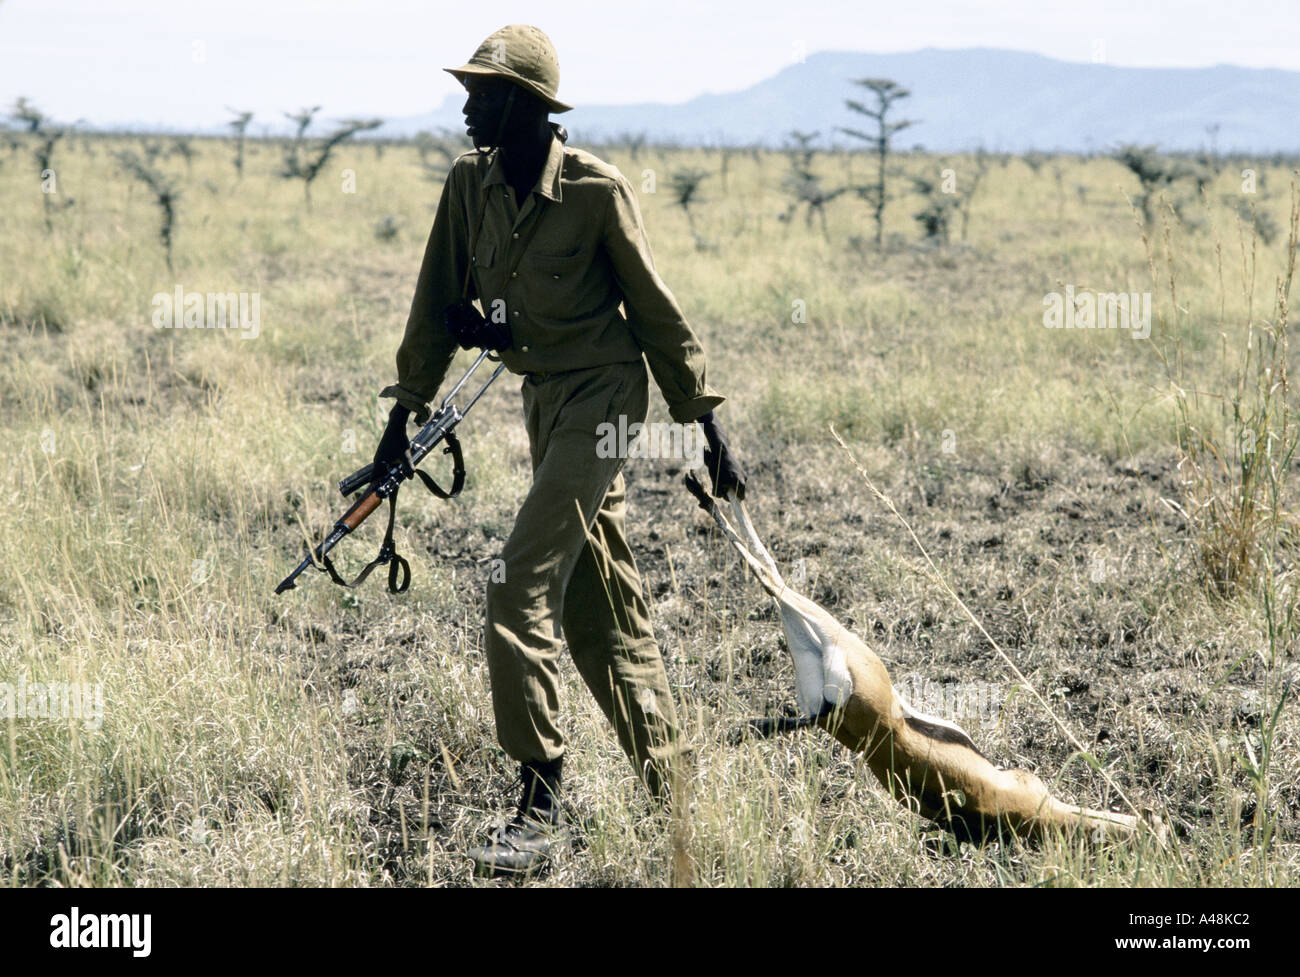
[445,25,573,114]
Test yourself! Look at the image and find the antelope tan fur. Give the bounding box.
[689,476,1145,844]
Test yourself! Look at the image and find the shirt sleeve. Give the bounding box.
[379,160,472,424]
[602,172,724,424]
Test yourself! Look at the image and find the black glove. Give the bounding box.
[372,404,413,482]
[444,300,511,352]
[698,410,746,501]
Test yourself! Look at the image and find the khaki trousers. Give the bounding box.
[484,360,682,797]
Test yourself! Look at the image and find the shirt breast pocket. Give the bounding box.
[528,249,589,320]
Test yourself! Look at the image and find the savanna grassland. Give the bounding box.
[0,125,1296,887]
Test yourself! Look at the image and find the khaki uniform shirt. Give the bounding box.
[381,128,724,425]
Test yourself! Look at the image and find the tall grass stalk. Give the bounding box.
[1134,177,1299,597]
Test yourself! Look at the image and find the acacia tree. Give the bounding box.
[226,108,253,179]
[669,167,709,249]
[280,108,381,208]
[839,78,914,249]
[114,150,180,271]
[779,130,848,240]
[10,97,65,230]
[1115,144,1206,229]
[170,136,195,174]
[911,173,956,243]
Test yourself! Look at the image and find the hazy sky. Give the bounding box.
[2,0,1298,129]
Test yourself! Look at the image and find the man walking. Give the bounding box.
[374,24,745,875]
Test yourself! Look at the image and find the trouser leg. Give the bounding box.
[561,471,684,800]
[483,363,641,765]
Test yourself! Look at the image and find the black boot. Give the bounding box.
[468,757,566,876]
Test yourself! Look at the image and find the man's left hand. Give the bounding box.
[698,411,746,501]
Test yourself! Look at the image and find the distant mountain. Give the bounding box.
[380,47,1300,153]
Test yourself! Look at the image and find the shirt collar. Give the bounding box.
[482,126,565,203]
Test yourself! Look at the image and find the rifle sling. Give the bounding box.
[317,429,465,594]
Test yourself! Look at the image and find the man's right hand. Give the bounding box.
[372,404,413,482]
[445,300,511,352]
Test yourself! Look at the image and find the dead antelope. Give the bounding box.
[686,474,1151,844]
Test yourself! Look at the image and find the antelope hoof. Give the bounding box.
[727,715,816,745]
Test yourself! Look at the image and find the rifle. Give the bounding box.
[274,349,506,595]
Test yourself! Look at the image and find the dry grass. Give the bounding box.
[0,134,1296,886]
